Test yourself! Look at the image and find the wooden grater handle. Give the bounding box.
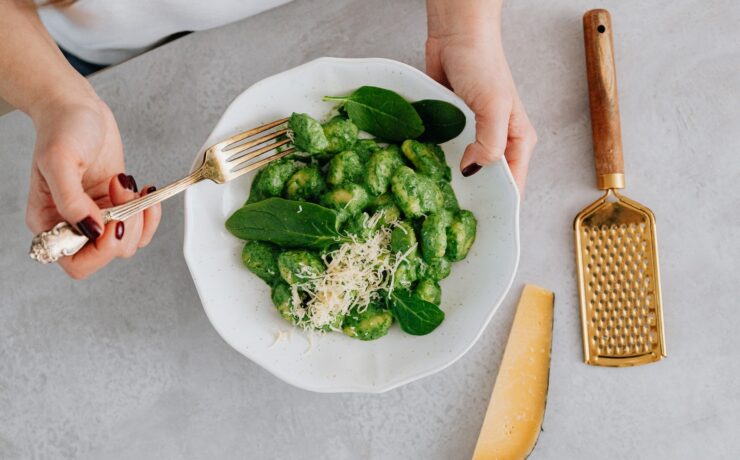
[583,9,625,190]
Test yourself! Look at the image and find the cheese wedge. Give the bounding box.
[472,284,555,460]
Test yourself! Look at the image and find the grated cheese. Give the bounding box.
[270,329,293,347]
[289,212,403,331]
[304,330,315,354]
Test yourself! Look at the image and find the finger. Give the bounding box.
[109,173,144,258]
[505,99,538,194]
[137,185,162,248]
[37,150,105,242]
[504,132,537,194]
[57,219,121,280]
[425,38,450,88]
[460,98,512,176]
[56,172,146,279]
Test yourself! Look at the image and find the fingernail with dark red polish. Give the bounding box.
[77,216,102,242]
[115,221,125,240]
[462,163,482,177]
[145,186,156,194]
[117,173,134,191]
[128,175,138,193]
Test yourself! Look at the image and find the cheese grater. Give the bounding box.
[574,9,666,366]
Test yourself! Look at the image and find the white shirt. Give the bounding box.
[38,0,292,65]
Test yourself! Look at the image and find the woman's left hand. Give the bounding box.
[425,2,537,193]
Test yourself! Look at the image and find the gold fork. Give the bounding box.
[30,117,294,264]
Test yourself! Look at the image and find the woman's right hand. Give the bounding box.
[0,0,160,278]
[25,95,162,279]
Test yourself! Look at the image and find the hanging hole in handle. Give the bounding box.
[597,25,606,33]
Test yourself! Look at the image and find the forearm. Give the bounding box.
[426,0,503,41]
[0,0,96,118]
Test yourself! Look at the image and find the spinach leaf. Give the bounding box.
[324,86,424,142]
[390,290,445,335]
[225,198,348,249]
[412,99,467,144]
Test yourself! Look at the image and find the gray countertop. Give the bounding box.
[2,0,739,458]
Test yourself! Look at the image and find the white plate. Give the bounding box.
[183,57,519,393]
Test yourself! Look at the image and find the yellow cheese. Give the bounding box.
[291,212,403,330]
[472,284,554,460]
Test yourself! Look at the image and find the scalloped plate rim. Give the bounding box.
[183,57,520,393]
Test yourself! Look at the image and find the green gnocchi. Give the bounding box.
[230,89,477,340]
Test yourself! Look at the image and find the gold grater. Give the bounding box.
[574,9,666,366]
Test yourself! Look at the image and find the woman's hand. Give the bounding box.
[0,0,161,279]
[425,0,537,193]
[26,96,162,279]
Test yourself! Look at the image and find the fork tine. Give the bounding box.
[224,128,289,160]
[220,117,289,148]
[227,138,292,170]
[231,148,296,177]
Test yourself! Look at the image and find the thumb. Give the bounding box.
[40,154,105,242]
[460,99,511,176]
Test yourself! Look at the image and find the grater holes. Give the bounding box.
[648,312,656,324]
[582,219,660,358]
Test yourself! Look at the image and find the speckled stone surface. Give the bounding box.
[1,0,739,458]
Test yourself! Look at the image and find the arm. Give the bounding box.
[0,0,161,279]
[0,0,95,116]
[425,0,537,192]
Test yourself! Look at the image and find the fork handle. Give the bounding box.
[29,168,205,264]
[583,9,625,190]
